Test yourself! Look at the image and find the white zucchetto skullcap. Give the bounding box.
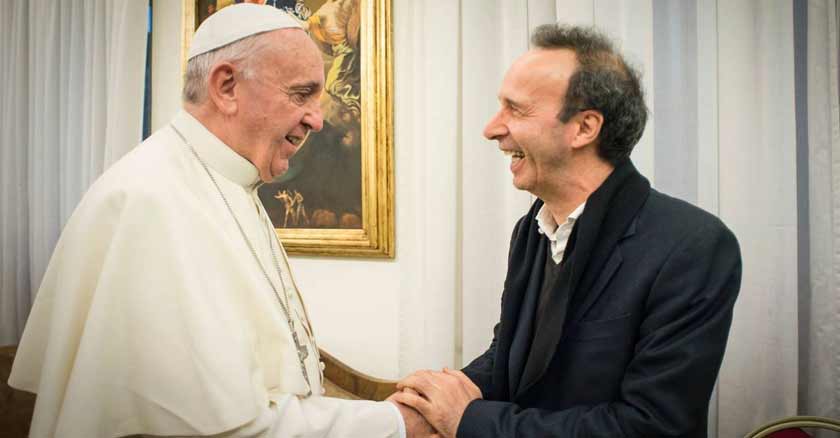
[188,3,303,60]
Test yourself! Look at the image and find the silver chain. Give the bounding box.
[171,124,313,397]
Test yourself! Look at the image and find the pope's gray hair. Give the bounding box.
[182,32,273,104]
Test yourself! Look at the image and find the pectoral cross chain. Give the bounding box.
[292,330,309,361]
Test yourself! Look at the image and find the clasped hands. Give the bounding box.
[387,368,482,438]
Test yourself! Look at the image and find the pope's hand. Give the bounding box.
[391,369,482,438]
[387,391,439,438]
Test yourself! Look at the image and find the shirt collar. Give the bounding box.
[171,110,261,188]
[536,201,586,238]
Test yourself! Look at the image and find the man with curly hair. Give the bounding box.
[394,24,742,438]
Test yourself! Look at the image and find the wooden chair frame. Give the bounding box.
[745,415,840,438]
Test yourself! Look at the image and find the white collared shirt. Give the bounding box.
[536,201,587,265]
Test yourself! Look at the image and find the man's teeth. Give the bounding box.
[503,150,525,159]
[286,136,301,146]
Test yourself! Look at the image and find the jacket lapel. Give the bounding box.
[568,220,635,325]
[565,178,648,326]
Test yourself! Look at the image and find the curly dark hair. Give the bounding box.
[531,24,648,165]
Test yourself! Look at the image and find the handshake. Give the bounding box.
[387,368,482,438]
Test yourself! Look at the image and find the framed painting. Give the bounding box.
[182,0,394,257]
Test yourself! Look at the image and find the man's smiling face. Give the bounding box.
[483,48,580,197]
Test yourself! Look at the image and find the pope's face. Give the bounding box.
[238,30,325,182]
[483,49,579,197]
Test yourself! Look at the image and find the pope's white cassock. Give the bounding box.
[8,110,404,438]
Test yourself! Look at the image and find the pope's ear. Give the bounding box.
[206,62,238,115]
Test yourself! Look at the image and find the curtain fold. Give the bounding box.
[716,1,799,436]
[803,0,840,420]
[0,0,147,344]
[0,0,31,346]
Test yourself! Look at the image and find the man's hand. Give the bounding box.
[387,392,439,438]
[391,369,482,438]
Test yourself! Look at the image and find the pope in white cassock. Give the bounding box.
[8,4,431,438]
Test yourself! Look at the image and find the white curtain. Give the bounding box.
[0,0,148,346]
[0,0,32,346]
[714,1,799,436]
[392,0,539,373]
[802,0,840,421]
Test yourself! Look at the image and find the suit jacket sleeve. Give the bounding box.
[462,323,499,398]
[457,222,742,438]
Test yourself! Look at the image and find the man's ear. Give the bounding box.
[571,110,604,150]
[207,62,238,115]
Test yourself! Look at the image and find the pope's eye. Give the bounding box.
[291,93,306,104]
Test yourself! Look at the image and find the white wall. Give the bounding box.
[151,0,184,133]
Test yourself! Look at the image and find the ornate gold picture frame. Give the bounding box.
[182,0,394,257]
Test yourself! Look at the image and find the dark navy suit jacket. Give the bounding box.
[460,163,741,437]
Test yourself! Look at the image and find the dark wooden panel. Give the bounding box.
[0,346,33,438]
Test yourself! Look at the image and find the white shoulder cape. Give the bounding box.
[10,114,402,438]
